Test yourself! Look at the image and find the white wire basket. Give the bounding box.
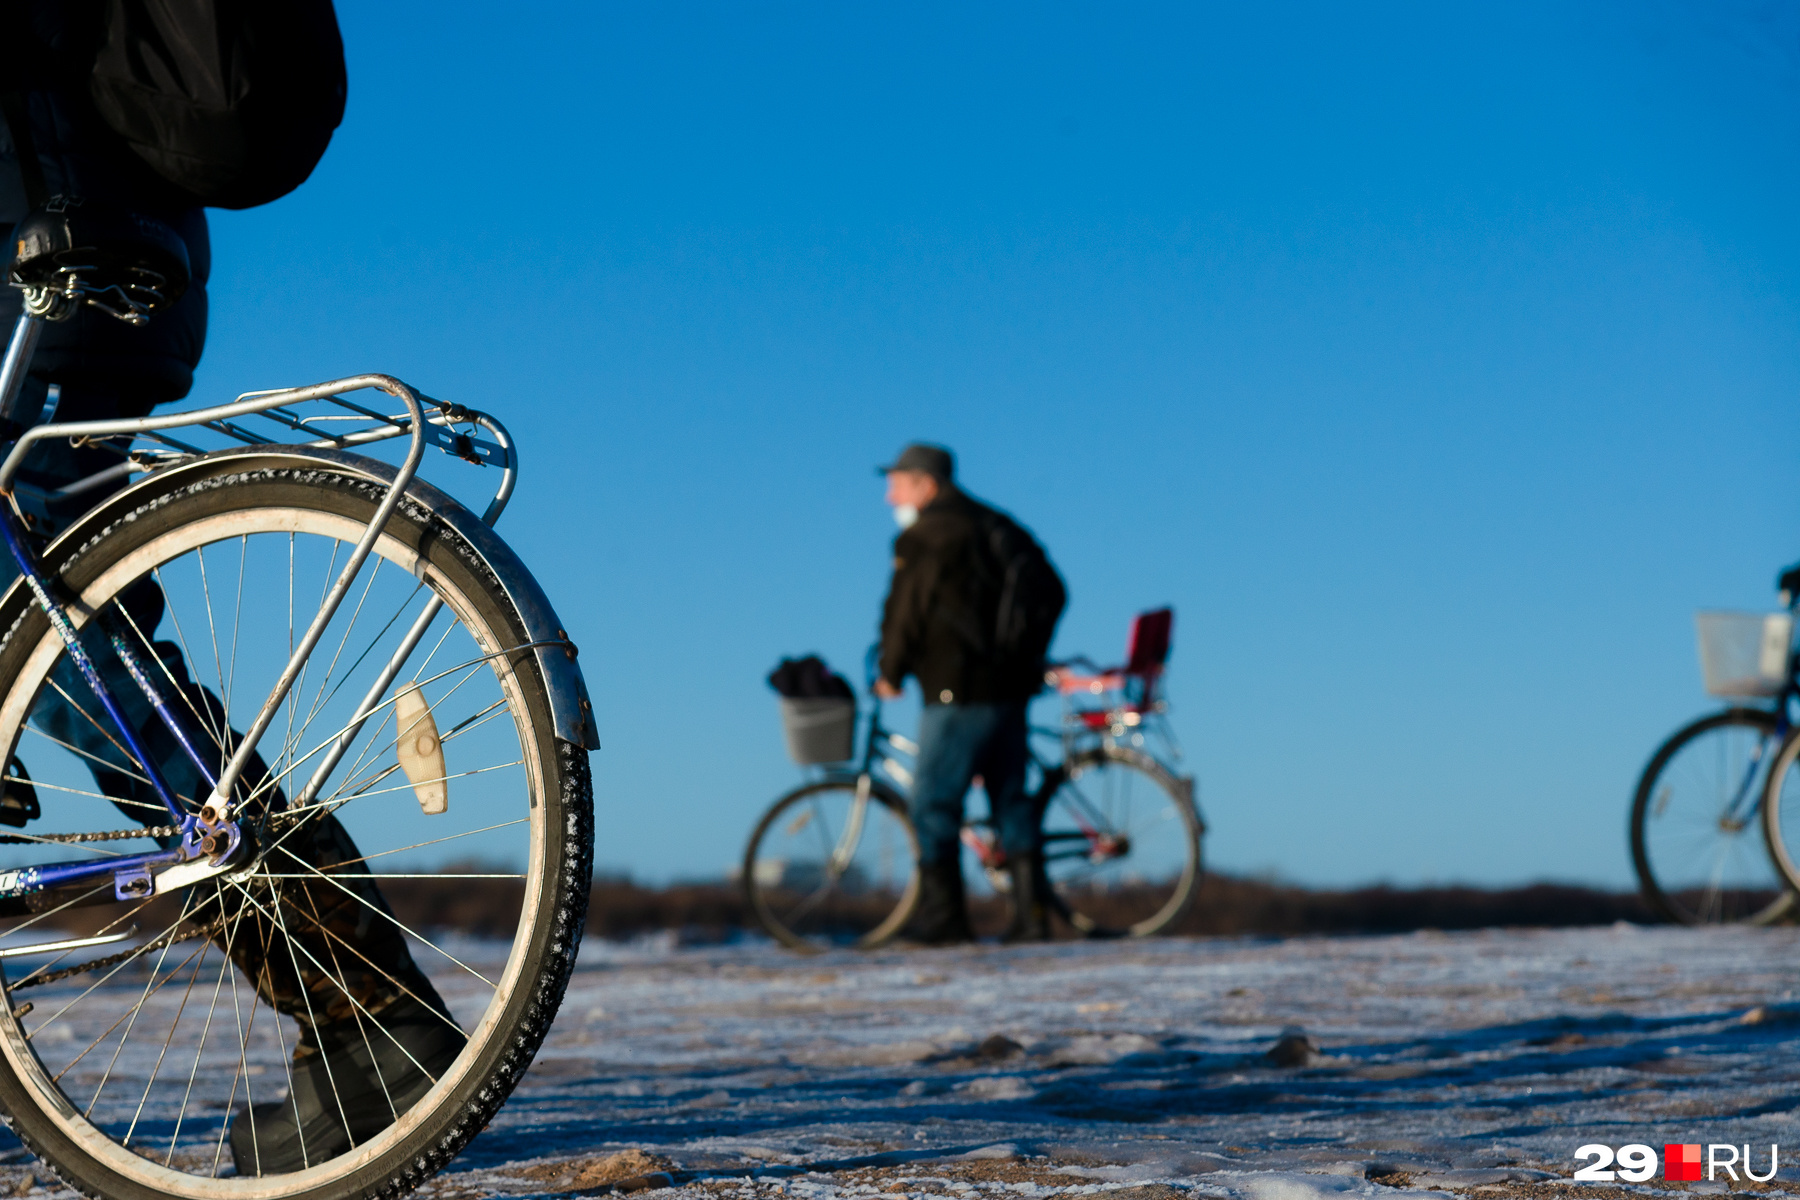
[778,697,857,765]
[1695,610,1795,698]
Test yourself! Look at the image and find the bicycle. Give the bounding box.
[742,608,1203,952]
[0,204,597,1197]
[1630,603,1797,924]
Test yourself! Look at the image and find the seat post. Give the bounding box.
[0,314,44,427]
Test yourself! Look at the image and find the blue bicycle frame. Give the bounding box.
[1715,642,1800,834]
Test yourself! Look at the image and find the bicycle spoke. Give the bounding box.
[321,818,530,871]
[157,911,236,1157]
[312,639,482,805]
[211,910,268,1172]
[288,558,386,747]
[226,879,459,1065]
[195,545,228,724]
[7,884,161,983]
[23,724,155,790]
[262,879,358,1158]
[217,536,243,724]
[151,565,227,753]
[300,581,431,744]
[287,880,397,1117]
[245,648,498,818]
[252,855,497,988]
[56,931,209,1089]
[32,902,206,1044]
[96,892,206,1129]
[255,872,523,880]
[108,594,229,760]
[248,894,306,1170]
[42,680,155,793]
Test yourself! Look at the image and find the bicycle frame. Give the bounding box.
[818,648,1167,874]
[0,308,524,918]
[1711,651,1800,834]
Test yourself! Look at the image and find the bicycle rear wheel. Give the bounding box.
[0,463,592,1199]
[1630,708,1791,925]
[742,777,918,953]
[1034,746,1200,936]
[1759,725,1800,899]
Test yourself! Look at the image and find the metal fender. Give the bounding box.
[9,444,600,751]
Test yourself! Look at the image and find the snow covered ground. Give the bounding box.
[441,924,1800,1197]
[6,924,1800,1197]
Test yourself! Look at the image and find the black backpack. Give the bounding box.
[767,655,855,701]
[87,0,347,210]
[974,507,1067,672]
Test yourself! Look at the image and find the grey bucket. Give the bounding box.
[779,697,857,765]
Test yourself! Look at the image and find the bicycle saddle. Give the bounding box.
[7,200,190,325]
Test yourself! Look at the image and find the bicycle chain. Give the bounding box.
[0,825,181,846]
[0,824,218,993]
[10,912,229,992]
[0,816,321,994]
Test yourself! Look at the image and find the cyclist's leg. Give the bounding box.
[910,703,989,865]
[905,702,996,943]
[977,702,1032,857]
[975,703,1048,940]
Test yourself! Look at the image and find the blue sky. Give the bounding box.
[190,1,1800,888]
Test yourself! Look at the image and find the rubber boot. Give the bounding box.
[900,858,974,946]
[229,992,467,1175]
[1000,851,1053,943]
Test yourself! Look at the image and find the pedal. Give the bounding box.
[394,684,447,815]
[0,757,40,828]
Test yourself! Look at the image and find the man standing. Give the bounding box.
[876,443,1066,943]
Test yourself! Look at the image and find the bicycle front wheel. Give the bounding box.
[1034,746,1201,936]
[1631,708,1791,925]
[0,462,592,1199]
[742,777,918,953]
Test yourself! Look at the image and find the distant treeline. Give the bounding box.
[369,872,1666,943]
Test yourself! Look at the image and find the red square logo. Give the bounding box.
[1665,1144,1702,1181]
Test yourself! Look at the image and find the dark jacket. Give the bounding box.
[0,5,209,403]
[878,486,1043,705]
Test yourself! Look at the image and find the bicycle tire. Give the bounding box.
[1033,745,1201,937]
[742,777,918,953]
[1761,724,1800,899]
[0,463,593,1199]
[1630,708,1791,926]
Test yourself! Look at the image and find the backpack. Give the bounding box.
[767,655,855,701]
[975,508,1067,672]
[87,0,347,210]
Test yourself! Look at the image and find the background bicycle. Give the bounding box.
[1630,602,1796,924]
[743,608,1203,951]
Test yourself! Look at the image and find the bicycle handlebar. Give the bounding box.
[1777,562,1800,609]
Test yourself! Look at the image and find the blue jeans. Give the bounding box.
[910,702,1035,867]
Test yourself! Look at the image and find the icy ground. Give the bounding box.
[10,924,1800,1198]
[435,924,1800,1198]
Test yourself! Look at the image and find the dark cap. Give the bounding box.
[877,442,954,481]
